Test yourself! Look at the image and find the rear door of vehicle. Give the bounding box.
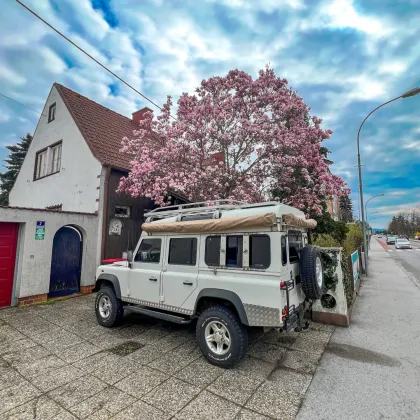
[161,236,200,309]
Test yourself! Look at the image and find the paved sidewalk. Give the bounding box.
[297,239,420,420]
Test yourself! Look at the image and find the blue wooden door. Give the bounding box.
[49,226,82,297]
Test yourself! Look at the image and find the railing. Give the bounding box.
[144,200,279,221]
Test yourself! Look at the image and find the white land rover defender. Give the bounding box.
[94,201,324,368]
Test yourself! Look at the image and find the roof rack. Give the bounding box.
[144,200,280,221]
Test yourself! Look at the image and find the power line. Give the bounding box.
[0,92,44,116]
[16,0,176,121]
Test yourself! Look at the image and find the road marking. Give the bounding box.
[396,250,402,252]
[388,249,394,252]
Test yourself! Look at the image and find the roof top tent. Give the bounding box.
[142,200,317,234]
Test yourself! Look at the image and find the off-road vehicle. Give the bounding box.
[94,200,324,368]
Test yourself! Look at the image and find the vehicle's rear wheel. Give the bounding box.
[196,305,248,368]
[299,245,324,300]
[95,285,124,328]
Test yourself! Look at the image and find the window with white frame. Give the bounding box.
[34,142,62,180]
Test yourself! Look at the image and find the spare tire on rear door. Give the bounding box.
[299,245,324,299]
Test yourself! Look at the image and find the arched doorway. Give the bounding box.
[49,225,83,298]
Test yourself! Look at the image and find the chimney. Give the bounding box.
[132,107,153,125]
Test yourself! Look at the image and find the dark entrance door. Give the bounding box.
[0,223,19,307]
[49,226,82,298]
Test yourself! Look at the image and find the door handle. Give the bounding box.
[183,281,193,286]
[149,277,157,282]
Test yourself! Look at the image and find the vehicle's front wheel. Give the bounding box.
[95,285,124,328]
[196,305,248,368]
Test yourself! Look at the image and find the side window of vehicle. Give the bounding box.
[226,235,243,268]
[281,236,287,266]
[249,235,270,269]
[169,238,197,265]
[288,230,303,264]
[205,236,221,266]
[135,238,162,263]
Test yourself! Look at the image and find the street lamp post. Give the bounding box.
[357,87,420,276]
[365,195,385,242]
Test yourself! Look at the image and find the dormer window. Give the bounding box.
[48,103,56,122]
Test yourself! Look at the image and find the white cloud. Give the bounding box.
[0,65,27,86]
[0,112,10,123]
[316,0,393,38]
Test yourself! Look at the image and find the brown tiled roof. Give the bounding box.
[55,83,138,171]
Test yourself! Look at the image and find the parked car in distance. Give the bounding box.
[93,200,325,368]
[386,235,397,245]
[395,238,412,249]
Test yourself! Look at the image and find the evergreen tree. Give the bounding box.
[339,195,354,223]
[0,133,32,205]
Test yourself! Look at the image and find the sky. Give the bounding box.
[1,0,420,228]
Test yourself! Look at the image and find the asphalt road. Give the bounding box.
[378,237,420,284]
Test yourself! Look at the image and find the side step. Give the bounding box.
[123,305,192,324]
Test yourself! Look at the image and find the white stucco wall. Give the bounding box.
[0,207,98,302]
[9,85,103,213]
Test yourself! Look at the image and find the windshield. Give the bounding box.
[396,239,409,243]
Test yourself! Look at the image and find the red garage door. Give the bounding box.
[0,223,18,307]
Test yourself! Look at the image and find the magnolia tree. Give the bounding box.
[119,66,348,215]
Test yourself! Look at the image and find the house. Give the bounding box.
[10,83,185,261]
[1,83,185,307]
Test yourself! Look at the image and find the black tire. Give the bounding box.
[299,245,324,300]
[95,285,124,328]
[196,305,248,368]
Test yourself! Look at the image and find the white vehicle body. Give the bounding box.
[96,201,317,329]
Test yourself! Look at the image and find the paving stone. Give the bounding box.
[175,357,224,388]
[90,356,141,385]
[147,341,201,375]
[16,354,67,379]
[115,365,168,398]
[2,345,52,366]
[300,328,332,343]
[0,366,26,391]
[208,370,263,406]
[127,327,169,344]
[32,329,85,351]
[237,408,271,419]
[0,325,26,343]
[245,382,302,420]
[261,330,299,348]
[0,379,41,414]
[235,355,275,381]
[57,341,101,363]
[0,338,38,356]
[290,335,328,355]
[3,395,77,419]
[280,349,322,374]
[72,351,121,374]
[0,318,6,326]
[142,377,201,415]
[48,375,108,409]
[70,386,136,419]
[308,321,335,333]
[266,369,313,396]
[125,342,173,365]
[247,340,288,364]
[30,364,85,392]
[111,400,171,420]
[176,390,241,420]
[12,317,57,336]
